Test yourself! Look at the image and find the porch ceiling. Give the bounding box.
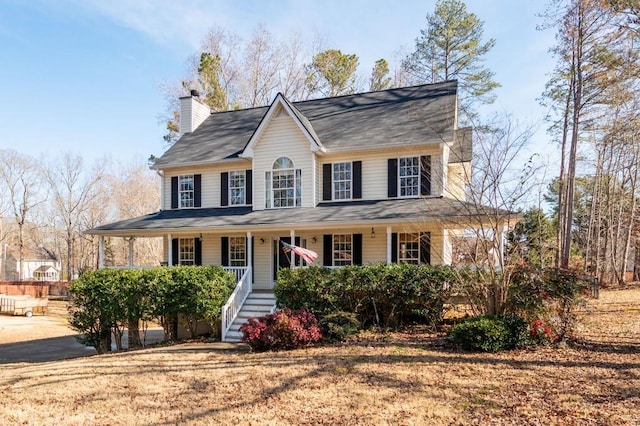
[86,198,516,237]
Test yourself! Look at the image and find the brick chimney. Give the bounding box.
[179,90,210,134]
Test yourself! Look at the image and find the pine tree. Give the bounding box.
[403,0,499,118]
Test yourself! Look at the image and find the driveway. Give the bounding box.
[0,301,163,363]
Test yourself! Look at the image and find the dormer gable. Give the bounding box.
[240,93,326,159]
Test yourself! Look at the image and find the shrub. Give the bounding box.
[506,266,589,341]
[240,309,322,351]
[274,263,452,328]
[502,315,531,349]
[69,266,237,352]
[319,311,360,342]
[450,316,512,352]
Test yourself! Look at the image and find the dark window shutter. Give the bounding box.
[194,174,202,207]
[391,233,398,263]
[171,238,179,265]
[353,234,362,265]
[353,161,362,199]
[221,237,229,266]
[171,177,178,209]
[420,156,431,196]
[246,170,253,205]
[387,159,398,198]
[420,232,431,265]
[220,172,229,206]
[323,163,332,201]
[323,234,332,267]
[195,237,202,265]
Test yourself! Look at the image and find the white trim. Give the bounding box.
[128,238,135,266]
[290,229,296,267]
[397,156,420,199]
[167,233,173,266]
[386,226,392,264]
[240,94,326,159]
[229,170,247,206]
[332,233,353,267]
[332,161,353,201]
[178,174,196,209]
[98,236,105,269]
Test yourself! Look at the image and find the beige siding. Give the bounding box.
[161,161,251,210]
[446,162,469,201]
[253,235,272,289]
[319,146,443,201]
[202,234,220,265]
[253,115,316,210]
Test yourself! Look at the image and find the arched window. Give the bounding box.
[265,157,302,208]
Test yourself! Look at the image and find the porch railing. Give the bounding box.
[221,266,251,342]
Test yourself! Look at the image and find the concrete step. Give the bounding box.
[225,330,243,342]
[241,304,275,312]
[247,291,275,299]
[243,298,276,306]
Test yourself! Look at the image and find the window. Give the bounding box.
[179,238,195,265]
[332,234,352,266]
[229,237,246,267]
[398,233,420,264]
[333,162,352,200]
[179,175,195,208]
[265,157,302,208]
[229,171,245,205]
[399,157,419,197]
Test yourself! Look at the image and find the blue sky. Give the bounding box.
[0,0,556,167]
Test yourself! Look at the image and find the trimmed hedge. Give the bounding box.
[68,266,236,353]
[274,263,453,328]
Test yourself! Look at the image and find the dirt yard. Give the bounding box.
[0,288,638,425]
[0,300,75,344]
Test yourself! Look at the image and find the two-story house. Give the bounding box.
[89,80,492,341]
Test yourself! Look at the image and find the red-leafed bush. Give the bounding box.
[240,308,322,352]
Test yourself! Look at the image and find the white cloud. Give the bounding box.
[68,0,230,50]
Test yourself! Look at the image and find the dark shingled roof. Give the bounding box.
[88,198,510,236]
[153,81,459,168]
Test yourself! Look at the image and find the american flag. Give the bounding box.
[281,241,319,265]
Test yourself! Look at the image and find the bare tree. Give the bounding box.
[0,150,47,281]
[43,152,106,280]
[448,115,541,315]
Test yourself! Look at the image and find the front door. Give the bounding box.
[272,237,301,281]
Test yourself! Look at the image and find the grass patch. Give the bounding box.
[0,288,639,424]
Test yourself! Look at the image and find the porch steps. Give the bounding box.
[225,291,276,343]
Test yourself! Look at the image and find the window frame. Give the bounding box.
[229,170,246,206]
[398,233,420,264]
[178,174,195,208]
[332,234,353,267]
[265,157,302,209]
[398,156,420,198]
[332,161,352,201]
[178,238,195,265]
[228,236,246,267]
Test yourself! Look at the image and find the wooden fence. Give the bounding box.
[0,281,70,298]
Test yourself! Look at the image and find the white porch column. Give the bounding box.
[386,226,392,264]
[167,233,173,266]
[98,236,105,269]
[442,229,452,265]
[290,229,296,267]
[128,238,135,267]
[247,231,252,270]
